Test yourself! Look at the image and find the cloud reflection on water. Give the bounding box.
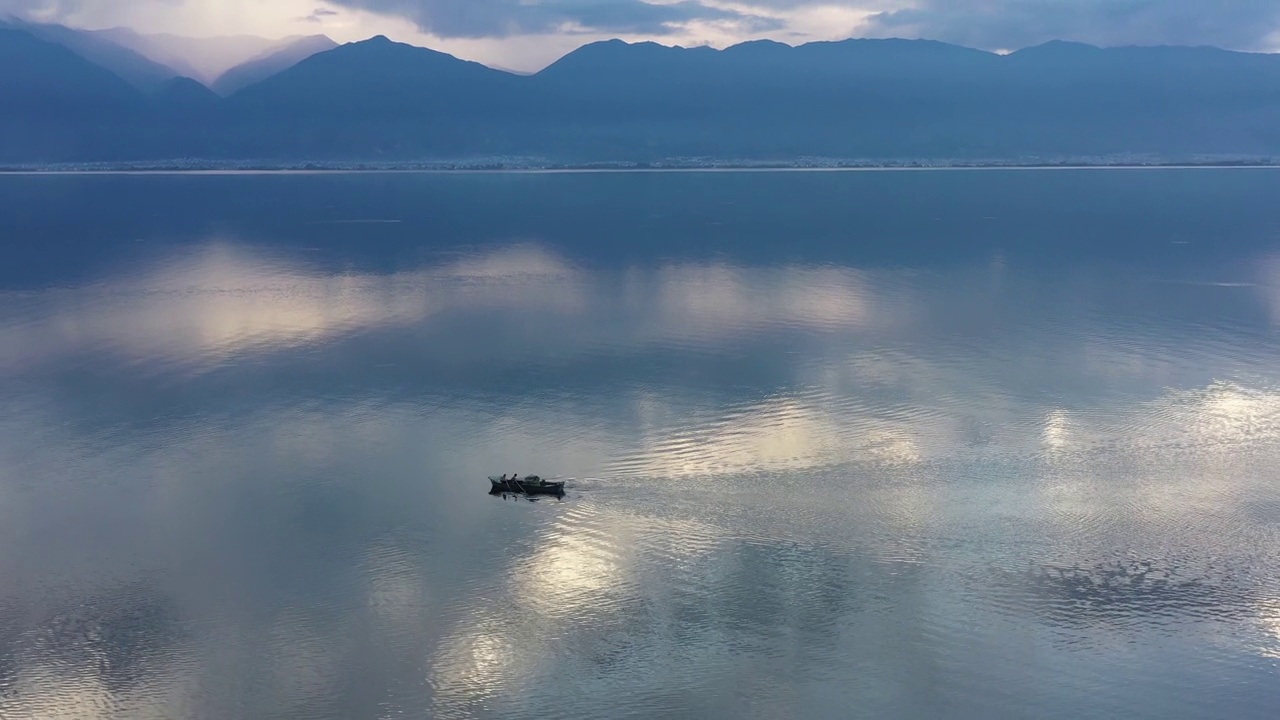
[0,241,914,377]
[0,243,582,374]
[3,238,1280,718]
[3,238,1280,517]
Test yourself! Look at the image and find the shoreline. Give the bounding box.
[3,161,1280,175]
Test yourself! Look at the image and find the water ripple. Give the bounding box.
[5,172,1280,718]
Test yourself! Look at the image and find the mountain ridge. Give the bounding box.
[0,18,180,91]
[4,30,1280,163]
[211,34,337,96]
[89,28,310,84]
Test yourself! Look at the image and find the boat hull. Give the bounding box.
[488,477,565,495]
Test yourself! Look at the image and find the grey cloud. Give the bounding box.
[0,0,83,17]
[859,0,1280,51]
[0,0,186,24]
[301,7,340,23]
[327,0,783,38]
[5,0,1277,50]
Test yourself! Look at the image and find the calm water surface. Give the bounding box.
[2,169,1280,719]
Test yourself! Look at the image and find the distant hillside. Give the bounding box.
[3,32,1280,164]
[152,76,221,109]
[221,36,525,158]
[520,37,1280,159]
[90,28,303,84]
[0,28,148,161]
[1,19,179,91]
[211,35,337,96]
[0,28,142,112]
[230,36,519,110]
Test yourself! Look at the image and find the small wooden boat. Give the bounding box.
[488,474,565,495]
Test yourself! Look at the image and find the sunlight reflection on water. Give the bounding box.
[3,171,1280,719]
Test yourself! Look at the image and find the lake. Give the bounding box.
[1,169,1279,719]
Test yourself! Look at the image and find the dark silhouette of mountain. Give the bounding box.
[230,36,517,110]
[4,33,1280,163]
[0,27,149,162]
[522,37,1280,159]
[152,76,221,108]
[0,28,142,112]
[992,42,1280,155]
[143,77,227,158]
[525,38,1010,158]
[1,19,179,91]
[211,34,337,96]
[222,36,525,157]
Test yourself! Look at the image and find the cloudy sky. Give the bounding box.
[4,0,1280,72]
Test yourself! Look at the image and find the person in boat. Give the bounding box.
[500,474,508,481]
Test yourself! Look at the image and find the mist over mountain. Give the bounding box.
[88,28,312,85]
[1,19,179,92]
[3,28,1280,165]
[211,35,337,96]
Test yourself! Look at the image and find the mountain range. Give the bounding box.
[0,19,336,93]
[3,22,1280,165]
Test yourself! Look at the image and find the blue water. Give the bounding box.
[1,169,1279,719]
